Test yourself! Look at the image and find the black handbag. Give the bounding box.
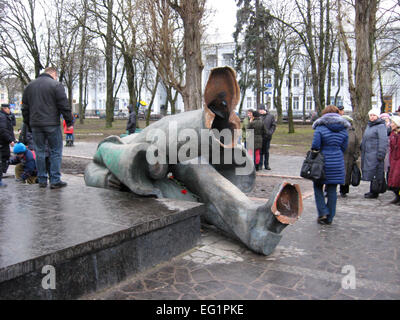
[300,150,325,181]
[350,162,361,187]
[371,166,387,194]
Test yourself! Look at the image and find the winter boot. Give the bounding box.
[389,191,400,204]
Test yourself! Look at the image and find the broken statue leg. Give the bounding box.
[249,182,303,255]
[173,158,302,255]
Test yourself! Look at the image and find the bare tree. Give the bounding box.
[271,0,335,115]
[268,2,295,124]
[167,0,206,111]
[143,0,185,114]
[0,0,49,84]
[337,0,378,138]
[83,0,121,127]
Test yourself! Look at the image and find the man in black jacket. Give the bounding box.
[0,104,16,187]
[22,67,73,189]
[258,105,276,170]
[126,104,137,135]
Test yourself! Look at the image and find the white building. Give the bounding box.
[201,41,400,115]
[78,38,400,116]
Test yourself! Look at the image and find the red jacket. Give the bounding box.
[63,120,74,134]
[388,131,400,188]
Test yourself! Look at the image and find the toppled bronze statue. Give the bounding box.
[84,66,302,255]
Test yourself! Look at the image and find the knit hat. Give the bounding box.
[337,105,344,110]
[13,143,27,154]
[368,108,380,117]
[391,116,400,127]
[342,115,353,123]
[1,104,10,109]
[379,113,390,119]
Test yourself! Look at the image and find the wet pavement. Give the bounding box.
[2,141,400,299]
[65,141,400,300]
[84,183,400,300]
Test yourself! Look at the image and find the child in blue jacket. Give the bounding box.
[10,143,38,184]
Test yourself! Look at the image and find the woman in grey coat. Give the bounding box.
[361,109,388,199]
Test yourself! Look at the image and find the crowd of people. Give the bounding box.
[240,103,400,226]
[0,67,73,189]
[242,105,276,171]
[309,105,400,225]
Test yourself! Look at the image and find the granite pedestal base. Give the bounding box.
[0,175,203,300]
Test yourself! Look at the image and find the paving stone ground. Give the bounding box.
[64,141,400,300]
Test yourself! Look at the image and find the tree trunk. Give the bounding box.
[287,62,294,134]
[105,0,114,128]
[302,75,307,124]
[171,0,204,111]
[145,73,160,127]
[78,1,88,125]
[375,43,385,113]
[238,88,246,115]
[255,0,261,106]
[273,52,283,124]
[353,0,377,139]
[124,54,136,107]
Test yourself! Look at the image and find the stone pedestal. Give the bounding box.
[0,175,203,299]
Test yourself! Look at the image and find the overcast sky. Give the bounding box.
[206,0,237,43]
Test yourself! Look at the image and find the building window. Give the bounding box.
[0,93,4,100]
[222,53,234,67]
[335,96,343,108]
[306,73,312,86]
[206,55,217,69]
[306,96,313,110]
[339,72,344,86]
[331,74,336,87]
[286,75,290,87]
[293,96,299,110]
[247,97,252,109]
[285,97,288,110]
[293,74,300,87]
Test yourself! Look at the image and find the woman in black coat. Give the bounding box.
[247,110,265,171]
[360,109,388,199]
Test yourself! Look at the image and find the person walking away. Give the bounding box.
[0,104,16,187]
[340,115,360,197]
[247,110,265,171]
[311,105,349,225]
[361,108,388,199]
[387,116,400,205]
[126,104,137,135]
[21,66,73,189]
[63,116,75,146]
[258,105,276,170]
[10,143,37,184]
[241,109,253,149]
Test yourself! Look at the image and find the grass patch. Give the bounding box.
[270,124,314,155]
[14,116,314,155]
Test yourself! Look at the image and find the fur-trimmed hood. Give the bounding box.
[312,113,351,132]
